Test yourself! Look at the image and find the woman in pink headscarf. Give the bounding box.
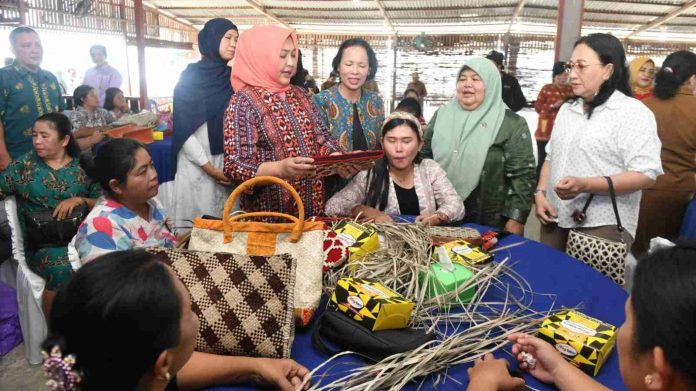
[223,26,347,216]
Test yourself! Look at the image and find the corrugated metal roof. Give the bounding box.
[151,0,696,39]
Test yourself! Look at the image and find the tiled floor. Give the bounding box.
[0,212,543,390]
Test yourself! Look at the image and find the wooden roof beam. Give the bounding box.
[626,0,696,38]
[374,0,396,34]
[506,0,528,34]
[243,0,291,28]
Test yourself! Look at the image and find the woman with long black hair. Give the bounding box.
[325,112,464,225]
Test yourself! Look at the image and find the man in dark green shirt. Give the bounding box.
[0,27,64,169]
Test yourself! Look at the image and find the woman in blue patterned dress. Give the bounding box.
[313,38,385,196]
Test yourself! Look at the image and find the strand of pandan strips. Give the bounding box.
[314,221,557,390]
[304,312,547,390]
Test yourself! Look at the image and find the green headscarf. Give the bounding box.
[431,57,507,199]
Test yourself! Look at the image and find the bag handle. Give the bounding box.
[604,176,624,232]
[579,176,624,233]
[223,176,305,243]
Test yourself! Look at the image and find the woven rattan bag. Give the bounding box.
[188,176,328,326]
[565,176,628,285]
[147,247,296,357]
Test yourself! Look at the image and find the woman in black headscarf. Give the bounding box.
[171,18,237,227]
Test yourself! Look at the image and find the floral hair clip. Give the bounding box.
[42,345,82,391]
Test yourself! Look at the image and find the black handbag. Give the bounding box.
[23,205,89,249]
[313,309,435,362]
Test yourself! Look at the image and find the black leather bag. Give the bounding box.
[313,309,435,362]
[23,205,88,249]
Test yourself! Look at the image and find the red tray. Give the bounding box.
[310,150,384,178]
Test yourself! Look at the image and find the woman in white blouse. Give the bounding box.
[535,33,663,251]
[325,112,465,226]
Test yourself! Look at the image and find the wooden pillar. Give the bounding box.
[390,35,397,112]
[119,0,133,97]
[18,0,26,25]
[554,0,584,62]
[311,38,319,78]
[133,0,148,110]
[506,36,521,75]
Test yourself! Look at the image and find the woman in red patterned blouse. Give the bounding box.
[533,61,574,174]
[223,25,345,217]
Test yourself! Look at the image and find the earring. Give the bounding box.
[644,374,653,385]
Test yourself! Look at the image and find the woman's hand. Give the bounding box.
[368,213,394,224]
[252,358,310,391]
[90,130,106,145]
[52,197,85,220]
[466,353,525,391]
[508,333,568,385]
[535,192,558,225]
[554,176,588,200]
[278,157,316,180]
[416,213,445,226]
[202,163,232,186]
[504,219,524,235]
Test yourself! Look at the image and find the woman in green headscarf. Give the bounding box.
[422,57,536,234]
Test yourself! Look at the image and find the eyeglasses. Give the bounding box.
[564,62,604,73]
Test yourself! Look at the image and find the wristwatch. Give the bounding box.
[533,189,546,196]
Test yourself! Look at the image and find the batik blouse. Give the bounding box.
[223,85,342,217]
[69,106,115,130]
[313,86,385,151]
[0,151,101,288]
[75,196,177,263]
[325,159,465,221]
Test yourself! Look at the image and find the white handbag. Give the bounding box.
[566,176,628,285]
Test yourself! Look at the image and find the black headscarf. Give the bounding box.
[172,18,237,175]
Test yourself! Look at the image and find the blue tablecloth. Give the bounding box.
[205,225,628,391]
[680,195,696,239]
[147,136,173,184]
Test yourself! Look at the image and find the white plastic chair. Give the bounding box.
[5,196,47,364]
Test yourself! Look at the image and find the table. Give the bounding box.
[680,194,696,239]
[204,225,629,391]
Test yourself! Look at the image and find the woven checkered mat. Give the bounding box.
[148,248,296,358]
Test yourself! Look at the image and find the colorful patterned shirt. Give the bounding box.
[313,85,384,151]
[69,106,115,130]
[0,151,101,288]
[223,85,341,217]
[75,196,177,264]
[533,83,574,141]
[0,62,65,159]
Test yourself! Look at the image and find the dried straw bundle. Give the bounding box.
[314,222,555,390]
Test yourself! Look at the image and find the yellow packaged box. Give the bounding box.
[537,310,617,376]
[331,277,414,331]
[433,240,493,265]
[333,221,379,261]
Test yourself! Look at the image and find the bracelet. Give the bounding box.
[533,189,546,196]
